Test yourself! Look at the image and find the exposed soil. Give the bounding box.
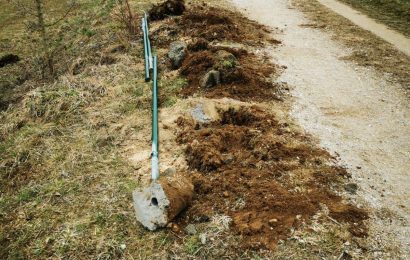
[174,106,368,249]
[148,3,283,102]
[149,0,186,21]
[179,47,280,101]
[150,3,276,48]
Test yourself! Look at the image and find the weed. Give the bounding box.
[17,187,38,202]
[93,212,108,227]
[163,95,178,107]
[184,235,201,255]
[222,59,235,69]
[80,27,96,37]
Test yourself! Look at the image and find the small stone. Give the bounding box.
[198,215,210,222]
[222,154,234,164]
[199,233,207,245]
[268,218,278,226]
[344,183,358,194]
[215,50,237,65]
[168,41,187,68]
[171,223,181,233]
[191,105,210,124]
[185,224,197,235]
[200,70,220,88]
[223,191,229,197]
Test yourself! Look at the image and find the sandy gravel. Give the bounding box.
[233,0,410,257]
[318,0,410,56]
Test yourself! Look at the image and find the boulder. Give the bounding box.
[215,50,237,68]
[168,41,187,69]
[200,70,220,88]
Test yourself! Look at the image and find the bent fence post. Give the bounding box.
[142,17,150,82]
[151,55,159,181]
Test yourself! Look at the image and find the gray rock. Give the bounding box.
[215,50,237,65]
[344,183,358,194]
[199,233,207,245]
[200,70,220,88]
[191,105,210,123]
[168,41,187,68]
[185,224,197,235]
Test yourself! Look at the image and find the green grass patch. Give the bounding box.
[17,187,38,202]
[184,235,201,255]
[339,0,410,37]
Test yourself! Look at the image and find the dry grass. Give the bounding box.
[292,0,410,94]
[0,0,169,258]
[0,0,381,258]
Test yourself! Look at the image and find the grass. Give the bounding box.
[0,0,386,258]
[0,0,168,258]
[0,0,197,257]
[338,0,410,37]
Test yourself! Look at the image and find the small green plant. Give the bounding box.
[80,27,96,37]
[93,212,107,227]
[184,236,201,255]
[222,60,235,69]
[17,187,38,202]
[163,96,178,108]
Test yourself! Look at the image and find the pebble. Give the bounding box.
[268,218,278,226]
[344,183,358,194]
[185,224,197,235]
[199,233,207,245]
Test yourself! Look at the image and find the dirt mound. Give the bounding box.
[150,4,277,48]
[180,48,279,101]
[175,106,368,249]
[178,6,268,43]
[149,0,186,21]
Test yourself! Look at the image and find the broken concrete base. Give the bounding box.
[133,172,194,231]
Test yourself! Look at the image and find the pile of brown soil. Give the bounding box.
[180,47,279,101]
[175,106,368,249]
[149,0,186,21]
[178,6,269,44]
[150,4,277,48]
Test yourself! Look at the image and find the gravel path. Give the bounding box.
[233,0,410,257]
